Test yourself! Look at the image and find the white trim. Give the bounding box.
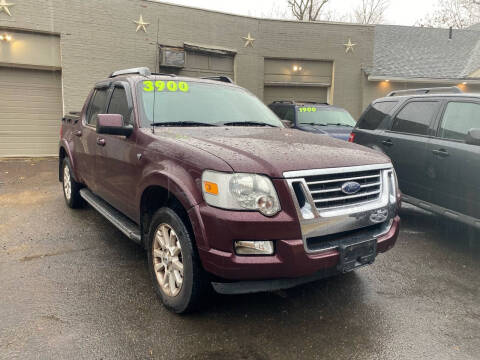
[368,75,480,84]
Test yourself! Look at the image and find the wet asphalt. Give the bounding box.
[0,158,479,360]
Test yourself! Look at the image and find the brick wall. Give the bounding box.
[0,0,375,118]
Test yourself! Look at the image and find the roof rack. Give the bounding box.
[271,100,330,105]
[110,67,152,78]
[201,75,234,83]
[387,86,462,97]
[151,72,177,77]
[297,101,330,105]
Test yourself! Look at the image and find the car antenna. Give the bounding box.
[151,16,160,135]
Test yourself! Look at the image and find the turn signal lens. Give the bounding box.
[204,181,219,195]
[348,132,355,142]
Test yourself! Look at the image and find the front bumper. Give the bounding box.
[195,209,399,281]
[188,165,400,286]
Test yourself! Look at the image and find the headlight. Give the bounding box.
[388,168,399,204]
[202,171,281,216]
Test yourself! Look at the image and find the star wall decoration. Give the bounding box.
[344,38,356,53]
[0,0,14,16]
[134,15,150,33]
[242,33,255,48]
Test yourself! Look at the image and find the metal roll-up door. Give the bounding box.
[0,67,63,157]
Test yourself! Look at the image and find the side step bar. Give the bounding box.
[80,189,142,244]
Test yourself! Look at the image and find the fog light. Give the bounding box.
[234,240,274,255]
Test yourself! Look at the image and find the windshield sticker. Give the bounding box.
[142,80,189,93]
[298,107,317,113]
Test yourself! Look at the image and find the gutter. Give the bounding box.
[367,75,480,84]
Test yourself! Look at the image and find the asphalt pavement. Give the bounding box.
[0,158,479,360]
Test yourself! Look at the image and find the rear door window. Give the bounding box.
[108,87,132,125]
[438,101,480,141]
[357,101,398,130]
[86,89,108,126]
[390,101,439,136]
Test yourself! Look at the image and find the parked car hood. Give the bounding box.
[296,124,353,141]
[157,127,390,178]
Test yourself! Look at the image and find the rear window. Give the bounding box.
[297,107,356,127]
[357,101,398,130]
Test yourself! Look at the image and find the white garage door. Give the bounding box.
[0,67,63,157]
[263,86,328,105]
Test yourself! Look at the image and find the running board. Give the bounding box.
[80,189,142,244]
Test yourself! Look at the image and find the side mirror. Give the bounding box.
[96,114,133,137]
[466,128,480,146]
[281,120,294,128]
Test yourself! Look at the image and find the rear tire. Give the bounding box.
[147,207,210,314]
[62,158,82,208]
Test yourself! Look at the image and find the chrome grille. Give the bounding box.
[304,169,382,210]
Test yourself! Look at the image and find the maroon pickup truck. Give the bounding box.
[59,67,400,313]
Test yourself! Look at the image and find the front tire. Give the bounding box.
[62,158,82,208]
[147,207,209,314]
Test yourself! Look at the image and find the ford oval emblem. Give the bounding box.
[341,181,361,195]
[370,209,389,224]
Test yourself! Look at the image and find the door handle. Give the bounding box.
[432,149,449,157]
[382,139,393,147]
[73,130,82,137]
[96,138,106,146]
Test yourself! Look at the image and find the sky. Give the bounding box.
[153,0,439,26]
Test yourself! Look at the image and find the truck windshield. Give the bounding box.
[297,107,356,127]
[137,80,283,128]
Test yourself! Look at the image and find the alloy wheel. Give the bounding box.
[63,164,72,200]
[152,223,184,297]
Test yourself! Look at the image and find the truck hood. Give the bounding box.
[157,127,390,178]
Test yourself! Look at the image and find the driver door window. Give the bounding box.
[283,108,295,122]
[86,89,108,126]
[107,87,132,126]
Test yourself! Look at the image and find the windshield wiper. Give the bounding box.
[326,123,353,127]
[222,121,278,127]
[300,122,328,126]
[151,121,218,127]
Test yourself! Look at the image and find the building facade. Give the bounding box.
[0,0,479,157]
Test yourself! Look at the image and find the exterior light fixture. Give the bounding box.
[385,79,390,82]
[292,65,303,72]
[462,81,467,85]
[0,33,12,42]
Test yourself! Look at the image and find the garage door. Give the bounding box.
[263,86,328,105]
[0,67,63,157]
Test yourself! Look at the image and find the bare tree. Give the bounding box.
[287,0,330,21]
[253,4,291,19]
[417,0,480,28]
[353,0,389,24]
